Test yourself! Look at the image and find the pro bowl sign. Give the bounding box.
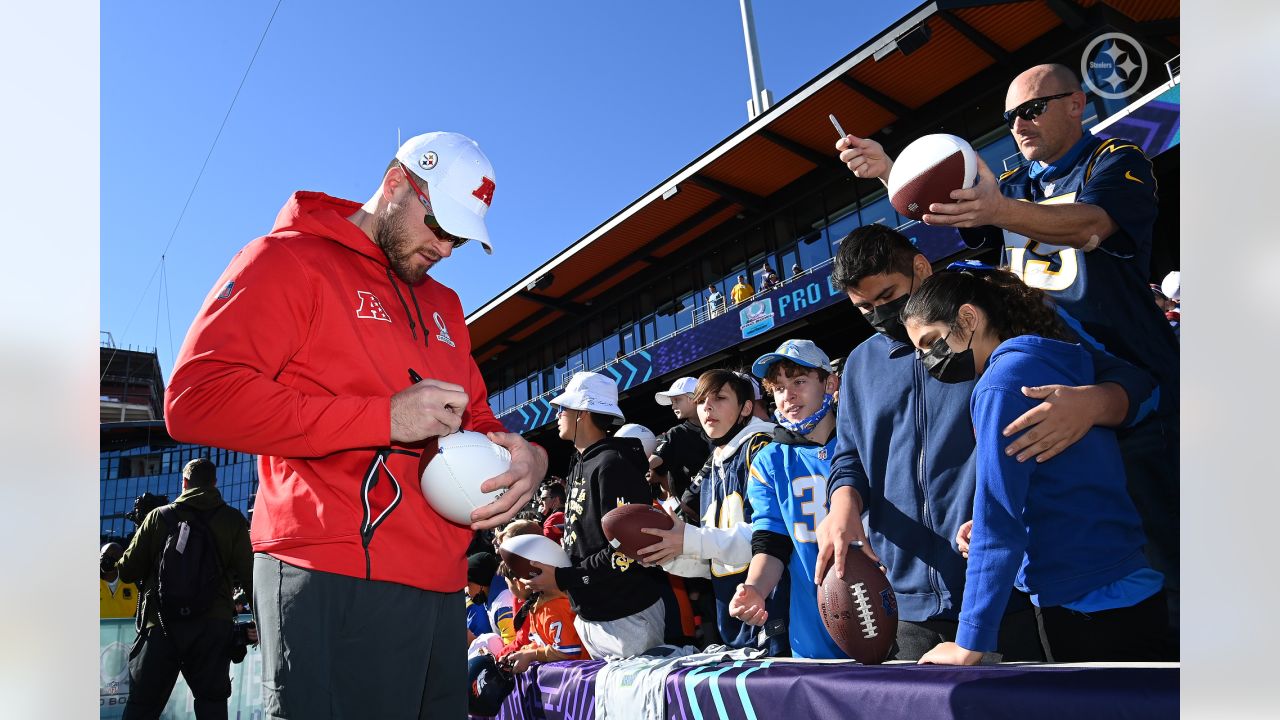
[739,299,776,339]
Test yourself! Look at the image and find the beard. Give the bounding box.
[373,201,431,283]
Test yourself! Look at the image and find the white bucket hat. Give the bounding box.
[395,131,496,254]
[654,376,698,406]
[550,372,624,423]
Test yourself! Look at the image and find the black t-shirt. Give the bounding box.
[654,420,712,500]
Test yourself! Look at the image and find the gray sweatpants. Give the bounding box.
[252,554,466,719]
[573,598,666,660]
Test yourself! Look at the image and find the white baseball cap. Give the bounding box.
[751,339,833,378]
[550,372,624,423]
[395,132,496,254]
[615,423,658,456]
[654,377,698,406]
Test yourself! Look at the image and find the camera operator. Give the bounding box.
[108,458,253,719]
[124,492,170,548]
[100,543,139,619]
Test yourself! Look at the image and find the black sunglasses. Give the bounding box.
[397,163,471,249]
[1002,92,1075,128]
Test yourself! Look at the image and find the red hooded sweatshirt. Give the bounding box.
[165,191,503,593]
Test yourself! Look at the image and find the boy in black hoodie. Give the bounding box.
[523,372,666,659]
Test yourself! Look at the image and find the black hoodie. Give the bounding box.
[554,437,664,622]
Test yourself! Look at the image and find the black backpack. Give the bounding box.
[154,503,227,626]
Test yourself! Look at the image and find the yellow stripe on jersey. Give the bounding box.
[749,462,770,487]
[1085,139,1143,183]
[999,166,1025,182]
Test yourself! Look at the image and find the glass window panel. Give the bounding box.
[798,228,831,272]
[602,332,621,363]
[859,193,899,228]
[654,308,674,339]
[674,293,695,331]
[978,132,1019,174]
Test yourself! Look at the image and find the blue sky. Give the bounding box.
[102,1,919,377]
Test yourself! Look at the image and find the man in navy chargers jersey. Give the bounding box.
[730,339,847,659]
[836,63,1179,643]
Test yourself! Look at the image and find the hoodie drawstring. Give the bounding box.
[407,285,431,350]
[385,267,429,350]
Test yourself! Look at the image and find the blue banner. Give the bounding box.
[499,225,964,434]
[1095,84,1180,157]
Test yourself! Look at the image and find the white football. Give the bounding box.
[420,431,512,524]
[468,632,505,659]
[615,423,658,457]
[498,534,571,579]
[887,133,978,221]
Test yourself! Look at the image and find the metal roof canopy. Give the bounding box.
[465,0,1179,362]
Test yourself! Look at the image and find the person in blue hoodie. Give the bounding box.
[817,224,1157,661]
[902,269,1167,664]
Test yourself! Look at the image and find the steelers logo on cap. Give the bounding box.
[419,151,438,171]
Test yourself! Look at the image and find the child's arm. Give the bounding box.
[730,551,785,626]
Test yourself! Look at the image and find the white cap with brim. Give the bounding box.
[550,372,624,423]
[654,376,698,406]
[752,339,833,379]
[395,131,496,254]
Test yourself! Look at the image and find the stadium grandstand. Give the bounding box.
[98,343,259,544]
[470,0,1180,473]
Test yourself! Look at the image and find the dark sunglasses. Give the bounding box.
[1002,92,1074,128]
[397,163,471,249]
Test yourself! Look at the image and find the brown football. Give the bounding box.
[887,133,977,222]
[601,503,674,561]
[817,545,898,664]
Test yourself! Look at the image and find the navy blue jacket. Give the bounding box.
[827,312,1154,623]
[958,336,1150,651]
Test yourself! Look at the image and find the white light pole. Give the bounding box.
[739,0,773,120]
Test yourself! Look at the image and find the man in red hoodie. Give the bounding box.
[165,131,547,719]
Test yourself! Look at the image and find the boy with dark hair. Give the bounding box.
[638,370,787,654]
[522,372,666,659]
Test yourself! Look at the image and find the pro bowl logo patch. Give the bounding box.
[419,151,438,171]
[433,312,455,347]
[217,280,234,300]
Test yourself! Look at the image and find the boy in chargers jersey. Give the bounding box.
[729,340,846,658]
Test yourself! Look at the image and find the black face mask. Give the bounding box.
[919,331,977,384]
[865,293,912,344]
[709,409,751,447]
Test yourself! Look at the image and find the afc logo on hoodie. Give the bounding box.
[355,291,391,322]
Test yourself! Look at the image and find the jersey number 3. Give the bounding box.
[791,475,828,544]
